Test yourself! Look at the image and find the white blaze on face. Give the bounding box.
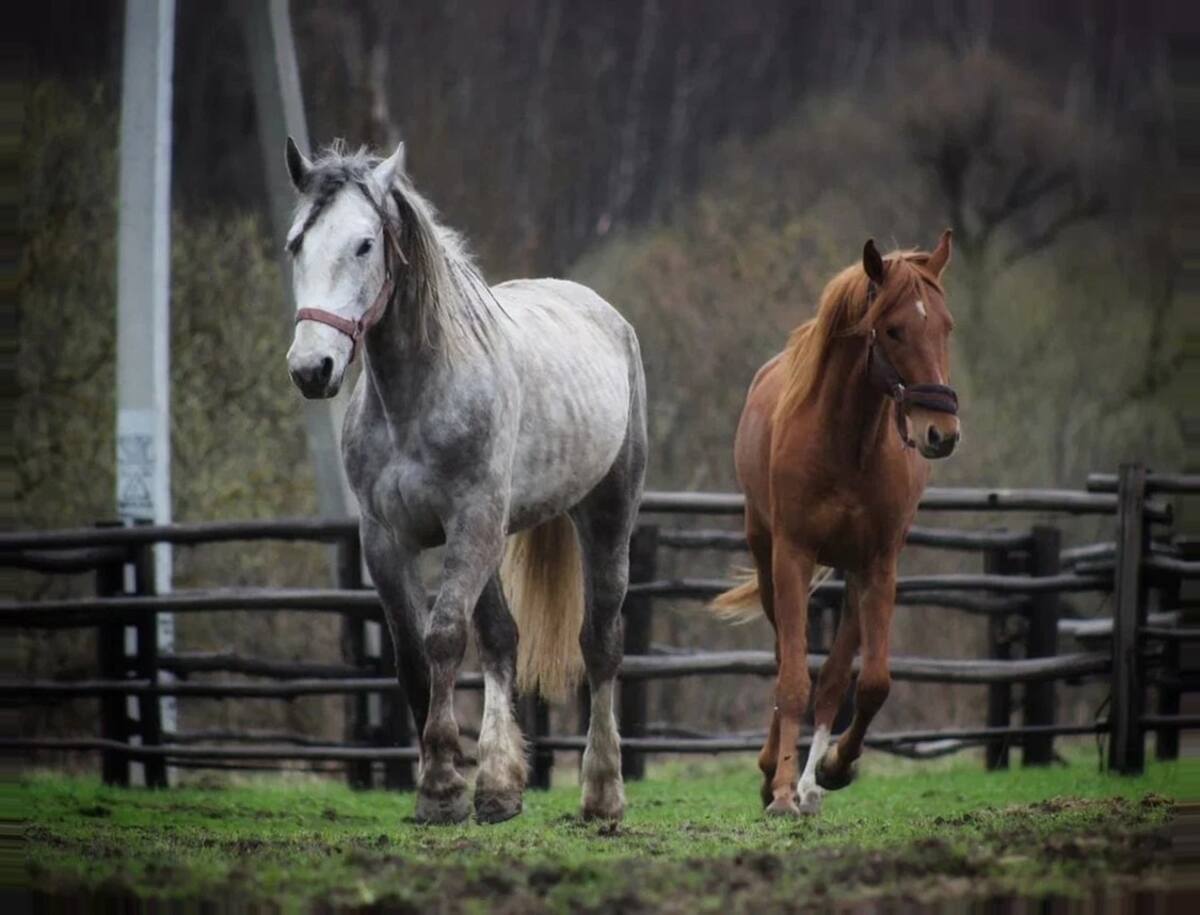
[915,299,927,319]
[285,190,385,393]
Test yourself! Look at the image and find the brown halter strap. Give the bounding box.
[294,185,404,364]
[864,280,959,448]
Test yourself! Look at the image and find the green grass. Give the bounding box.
[11,755,1198,912]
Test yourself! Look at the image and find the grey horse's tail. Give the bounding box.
[501,515,585,702]
[710,565,835,624]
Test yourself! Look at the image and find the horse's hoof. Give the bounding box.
[474,789,523,825]
[815,747,857,792]
[415,785,471,825]
[764,795,801,818]
[581,783,626,822]
[797,784,824,815]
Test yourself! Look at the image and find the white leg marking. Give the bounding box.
[582,680,625,818]
[477,670,526,792]
[797,725,830,813]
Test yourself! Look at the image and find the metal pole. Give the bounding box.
[116,0,177,781]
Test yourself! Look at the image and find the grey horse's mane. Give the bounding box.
[291,142,500,359]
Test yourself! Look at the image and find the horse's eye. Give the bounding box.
[886,326,904,342]
[356,238,373,257]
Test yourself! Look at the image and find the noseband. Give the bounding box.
[294,185,404,364]
[865,280,959,448]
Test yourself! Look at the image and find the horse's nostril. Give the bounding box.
[319,357,334,384]
[927,425,942,446]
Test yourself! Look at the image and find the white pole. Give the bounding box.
[116,0,177,776]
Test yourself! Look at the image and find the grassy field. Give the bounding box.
[11,754,1198,913]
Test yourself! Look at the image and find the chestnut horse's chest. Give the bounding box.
[768,437,926,570]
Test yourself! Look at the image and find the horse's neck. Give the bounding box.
[361,290,450,421]
[361,277,493,425]
[811,338,892,469]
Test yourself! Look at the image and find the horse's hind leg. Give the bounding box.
[471,575,527,823]
[765,540,816,816]
[572,447,644,820]
[573,504,631,821]
[745,521,779,808]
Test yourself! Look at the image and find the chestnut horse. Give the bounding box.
[713,232,959,817]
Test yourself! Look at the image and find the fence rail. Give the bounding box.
[3,465,1196,787]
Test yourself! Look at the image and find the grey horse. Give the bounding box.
[284,139,647,825]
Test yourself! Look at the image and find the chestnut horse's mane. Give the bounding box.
[772,250,943,424]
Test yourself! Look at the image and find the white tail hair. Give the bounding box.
[500,515,585,702]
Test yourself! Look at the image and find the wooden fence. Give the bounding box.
[2,463,1197,789]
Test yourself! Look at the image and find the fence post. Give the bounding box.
[1022,525,1061,766]
[522,696,554,789]
[95,522,130,787]
[984,533,1023,770]
[1109,462,1148,774]
[379,645,416,790]
[620,524,657,781]
[338,533,373,789]
[132,538,167,787]
[1154,563,1182,761]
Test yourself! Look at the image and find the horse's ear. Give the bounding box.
[285,136,312,192]
[373,142,406,189]
[862,238,886,285]
[927,229,952,278]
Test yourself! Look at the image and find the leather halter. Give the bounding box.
[865,280,959,448]
[293,188,403,364]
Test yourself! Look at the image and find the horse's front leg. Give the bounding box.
[823,563,896,782]
[471,575,527,824]
[765,540,815,817]
[359,519,431,766]
[416,510,505,825]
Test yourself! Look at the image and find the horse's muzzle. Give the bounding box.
[289,354,340,399]
[917,418,960,459]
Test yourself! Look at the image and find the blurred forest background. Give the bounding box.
[17,1,1192,762]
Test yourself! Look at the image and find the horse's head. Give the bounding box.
[863,231,960,459]
[283,138,405,399]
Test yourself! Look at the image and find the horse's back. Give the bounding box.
[493,278,636,342]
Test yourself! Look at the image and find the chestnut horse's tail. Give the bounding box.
[710,565,835,624]
[502,515,585,702]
